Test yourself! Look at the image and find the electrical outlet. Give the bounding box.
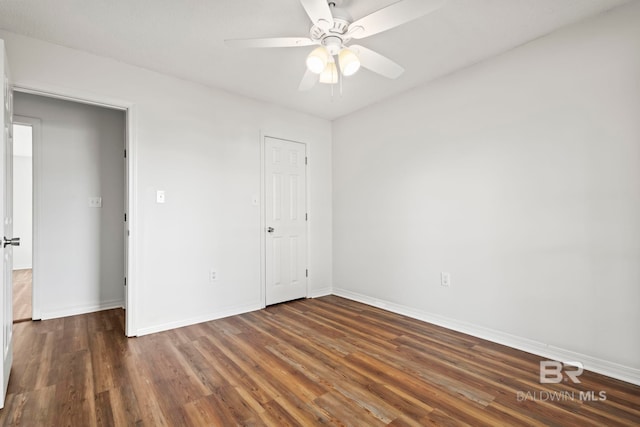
[88,197,102,208]
[209,270,217,282]
[441,272,451,287]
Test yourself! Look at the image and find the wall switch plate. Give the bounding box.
[251,195,259,206]
[441,272,451,287]
[88,197,102,208]
[156,190,165,204]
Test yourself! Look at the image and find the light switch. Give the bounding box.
[251,195,259,206]
[88,197,102,208]
[441,272,451,287]
[156,190,165,204]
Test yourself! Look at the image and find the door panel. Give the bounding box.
[265,137,307,305]
[0,39,14,409]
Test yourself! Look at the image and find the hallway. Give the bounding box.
[12,269,31,322]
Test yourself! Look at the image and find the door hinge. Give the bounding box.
[305,213,308,221]
[124,213,127,222]
[124,277,127,287]
[306,269,308,278]
[124,149,127,158]
[305,156,308,165]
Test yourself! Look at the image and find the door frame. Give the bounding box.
[13,83,138,336]
[260,134,310,307]
[12,115,40,319]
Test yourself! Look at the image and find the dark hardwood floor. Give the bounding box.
[1,296,638,426]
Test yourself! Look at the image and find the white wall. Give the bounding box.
[12,126,32,270]
[0,30,332,334]
[14,93,126,317]
[333,2,640,382]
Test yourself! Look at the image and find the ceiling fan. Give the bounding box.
[225,0,445,90]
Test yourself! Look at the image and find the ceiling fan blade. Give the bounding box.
[225,37,315,48]
[348,0,445,40]
[298,69,319,91]
[299,0,334,28]
[349,45,404,79]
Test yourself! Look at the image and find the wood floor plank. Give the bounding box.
[94,390,115,427]
[1,297,639,426]
[52,350,97,427]
[1,385,56,426]
[259,398,304,427]
[116,343,169,427]
[107,383,142,427]
[314,391,387,427]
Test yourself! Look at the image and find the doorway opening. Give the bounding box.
[12,121,33,323]
[12,90,133,334]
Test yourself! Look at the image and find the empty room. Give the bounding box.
[0,0,639,425]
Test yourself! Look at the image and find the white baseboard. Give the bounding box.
[308,286,332,298]
[135,302,263,337]
[332,287,640,387]
[40,299,124,320]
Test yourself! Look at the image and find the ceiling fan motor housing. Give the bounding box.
[309,0,353,54]
[310,16,351,53]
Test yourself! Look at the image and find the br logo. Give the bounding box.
[539,361,584,384]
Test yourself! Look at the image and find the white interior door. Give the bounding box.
[0,39,14,409]
[264,137,307,305]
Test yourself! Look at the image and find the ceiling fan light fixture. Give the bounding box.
[319,61,338,84]
[306,46,329,74]
[338,48,360,76]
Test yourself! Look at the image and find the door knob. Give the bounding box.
[3,237,20,248]
[267,227,274,233]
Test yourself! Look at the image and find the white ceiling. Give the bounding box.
[0,0,631,120]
